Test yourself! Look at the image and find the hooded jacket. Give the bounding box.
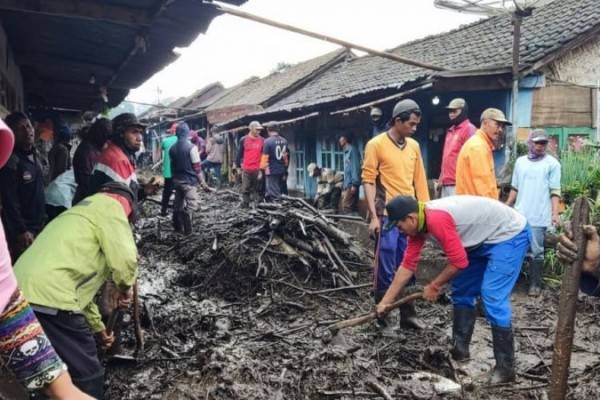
[14,193,138,333]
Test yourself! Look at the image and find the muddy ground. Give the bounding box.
[103,191,600,400]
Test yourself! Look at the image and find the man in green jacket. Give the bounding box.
[15,181,138,399]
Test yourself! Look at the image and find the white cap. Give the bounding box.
[370,107,383,117]
[248,121,263,130]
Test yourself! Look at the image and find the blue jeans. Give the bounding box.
[529,226,546,261]
[451,227,530,328]
[374,216,408,293]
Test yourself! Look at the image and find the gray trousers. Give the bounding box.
[241,170,261,205]
[441,185,456,198]
[174,181,199,213]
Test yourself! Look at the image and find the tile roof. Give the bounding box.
[265,0,600,113]
[206,48,351,111]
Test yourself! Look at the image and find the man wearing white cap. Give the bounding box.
[235,121,265,208]
[369,107,387,137]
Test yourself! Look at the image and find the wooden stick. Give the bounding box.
[210,2,446,71]
[365,380,394,400]
[549,197,590,400]
[133,281,144,356]
[328,292,423,334]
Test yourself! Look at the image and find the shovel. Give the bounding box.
[322,292,423,344]
[105,282,144,364]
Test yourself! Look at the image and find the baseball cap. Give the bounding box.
[446,98,466,110]
[480,108,512,125]
[384,196,418,231]
[391,99,421,119]
[530,129,549,142]
[370,107,383,117]
[248,121,263,130]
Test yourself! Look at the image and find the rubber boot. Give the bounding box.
[450,307,477,361]
[172,211,183,233]
[182,212,192,235]
[373,290,399,337]
[528,259,543,297]
[489,325,516,384]
[399,302,426,330]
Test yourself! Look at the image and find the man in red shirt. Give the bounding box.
[376,195,530,384]
[235,121,265,208]
[438,98,476,197]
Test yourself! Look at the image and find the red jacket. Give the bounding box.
[439,119,476,186]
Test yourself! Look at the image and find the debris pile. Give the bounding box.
[105,190,600,400]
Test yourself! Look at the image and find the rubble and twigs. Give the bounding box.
[105,189,600,400]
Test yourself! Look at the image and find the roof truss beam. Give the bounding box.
[0,0,151,26]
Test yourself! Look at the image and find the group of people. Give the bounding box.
[0,112,153,398]
[362,96,599,386]
[0,92,597,398]
[233,121,289,207]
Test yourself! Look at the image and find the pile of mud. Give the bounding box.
[105,191,600,400]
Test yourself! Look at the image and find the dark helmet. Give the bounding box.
[111,113,146,137]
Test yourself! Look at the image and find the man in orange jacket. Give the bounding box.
[455,108,510,199]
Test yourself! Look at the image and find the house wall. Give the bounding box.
[547,38,600,86]
[529,36,600,146]
[0,20,24,116]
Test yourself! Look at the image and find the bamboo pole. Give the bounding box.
[207,1,446,71]
[549,197,590,400]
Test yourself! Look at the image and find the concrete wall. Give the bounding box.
[0,20,24,116]
[547,37,600,87]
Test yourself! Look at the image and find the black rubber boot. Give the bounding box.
[450,307,477,361]
[399,302,426,330]
[182,212,192,235]
[173,211,183,233]
[489,325,516,384]
[528,259,543,297]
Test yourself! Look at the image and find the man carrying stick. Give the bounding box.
[376,195,530,384]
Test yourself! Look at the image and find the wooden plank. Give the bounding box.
[531,84,592,127]
[0,0,151,26]
[549,197,590,400]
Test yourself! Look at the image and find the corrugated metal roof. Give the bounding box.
[0,0,246,111]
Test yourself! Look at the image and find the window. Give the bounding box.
[320,138,343,171]
[295,150,305,189]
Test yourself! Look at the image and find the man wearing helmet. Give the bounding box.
[361,98,430,334]
[89,113,143,198]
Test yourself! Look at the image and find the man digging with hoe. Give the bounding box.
[376,195,531,384]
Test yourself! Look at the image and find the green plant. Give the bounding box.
[560,148,600,204]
